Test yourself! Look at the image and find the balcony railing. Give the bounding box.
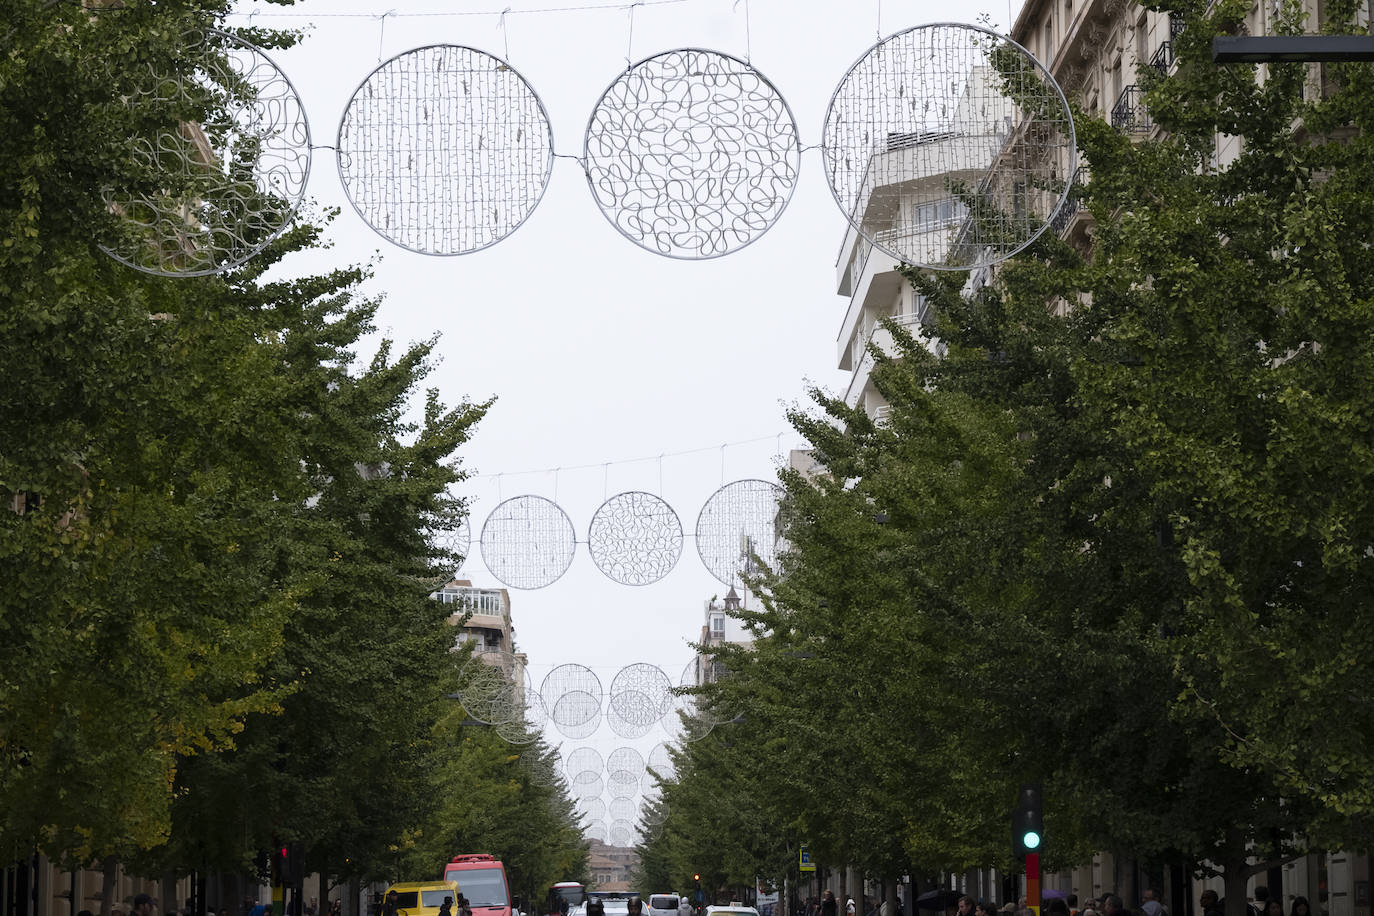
[1111,86,1153,132]
[1150,40,1175,77]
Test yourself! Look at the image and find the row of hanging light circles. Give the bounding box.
[445,478,785,589]
[102,23,1075,277]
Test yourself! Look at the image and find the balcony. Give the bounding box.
[1149,40,1175,77]
[1111,86,1153,133]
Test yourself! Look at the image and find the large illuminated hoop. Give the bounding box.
[337,44,554,255]
[583,48,801,259]
[588,491,684,586]
[102,26,311,276]
[821,23,1075,271]
[694,479,784,586]
[479,495,576,589]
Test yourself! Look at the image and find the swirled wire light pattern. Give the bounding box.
[821,23,1073,271]
[435,517,472,571]
[456,651,523,725]
[695,479,784,586]
[480,495,576,589]
[588,491,683,586]
[495,683,546,744]
[583,48,801,259]
[102,27,311,276]
[337,45,554,255]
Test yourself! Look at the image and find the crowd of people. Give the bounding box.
[799,885,1316,916]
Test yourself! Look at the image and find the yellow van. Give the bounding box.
[384,882,463,916]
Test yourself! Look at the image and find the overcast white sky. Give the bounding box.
[225,0,994,830]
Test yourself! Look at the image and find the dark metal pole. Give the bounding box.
[1213,34,1374,62]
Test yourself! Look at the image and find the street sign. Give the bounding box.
[799,847,815,873]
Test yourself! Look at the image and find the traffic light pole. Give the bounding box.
[1025,854,1040,916]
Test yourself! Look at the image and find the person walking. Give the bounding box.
[822,891,839,916]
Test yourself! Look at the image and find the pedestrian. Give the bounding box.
[383,892,401,916]
[977,903,998,916]
[846,898,856,916]
[1289,897,1311,916]
[1103,896,1127,916]
[822,892,838,916]
[678,899,692,916]
[1199,890,1222,916]
[1067,899,1079,916]
[956,898,976,916]
[458,897,474,916]
[629,901,643,916]
[1047,900,1070,916]
[331,901,343,916]
[133,896,155,916]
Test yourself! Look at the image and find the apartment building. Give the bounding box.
[832,66,1018,422]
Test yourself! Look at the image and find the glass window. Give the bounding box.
[444,868,508,907]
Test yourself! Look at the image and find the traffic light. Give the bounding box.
[693,875,700,883]
[1011,783,1043,857]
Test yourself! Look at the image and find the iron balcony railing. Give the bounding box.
[1150,40,1175,77]
[1111,85,1153,132]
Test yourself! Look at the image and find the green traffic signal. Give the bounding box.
[1012,783,1044,857]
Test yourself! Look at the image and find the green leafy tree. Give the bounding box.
[0,0,312,860]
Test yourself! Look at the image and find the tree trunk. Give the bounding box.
[161,872,177,916]
[100,857,118,916]
[1221,849,1251,916]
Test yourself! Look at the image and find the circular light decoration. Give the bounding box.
[576,796,607,825]
[695,479,784,586]
[571,772,604,800]
[608,819,637,847]
[606,746,646,787]
[566,747,604,780]
[608,776,639,800]
[102,26,311,276]
[494,686,546,747]
[583,48,801,259]
[584,818,610,845]
[480,495,576,590]
[647,743,675,782]
[609,797,639,823]
[455,650,523,725]
[588,491,684,586]
[608,663,674,738]
[821,22,1074,270]
[542,663,604,739]
[663,658,717,742]
[436,517,473,571]
[337,44,554,255]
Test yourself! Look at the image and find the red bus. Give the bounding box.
[550,883,586,916]
[443,855,512,916]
